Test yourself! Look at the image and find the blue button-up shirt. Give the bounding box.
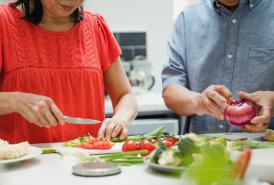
[162,0,274,134]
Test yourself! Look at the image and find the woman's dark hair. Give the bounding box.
[11,0,84,24]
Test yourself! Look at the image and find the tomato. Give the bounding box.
[99,141,114,150]
[93,141,113,150]
[87,138,100,144]
[79,142,94,149]
[162,139,174,148]
[79,138,113,150]
[122,140,139,152]
[162,137,177,147]
[139,140,156,155]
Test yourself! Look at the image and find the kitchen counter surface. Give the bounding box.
[0,143,181,185]
[0,136,273,185]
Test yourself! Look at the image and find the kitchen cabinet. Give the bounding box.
[105,92,186,135]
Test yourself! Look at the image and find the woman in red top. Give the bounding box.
[0,0,137,144]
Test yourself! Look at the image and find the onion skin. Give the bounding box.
[224,99,257,126]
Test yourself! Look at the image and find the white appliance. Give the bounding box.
[127,118,179,136]
[105,92,181,135]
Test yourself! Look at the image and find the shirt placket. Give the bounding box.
[220,10,243,132]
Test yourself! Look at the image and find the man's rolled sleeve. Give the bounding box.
[162,13,188,91]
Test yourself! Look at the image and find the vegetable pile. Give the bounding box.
[120,126,178,155]
[64,136,114,150]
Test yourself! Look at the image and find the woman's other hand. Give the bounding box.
[237,91,274,132]
[11,92,65,128]
[98,118,128,140]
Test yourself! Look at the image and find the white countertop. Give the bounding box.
[0,143,181,185]
[105,92,170,115]
[0,136,272,185]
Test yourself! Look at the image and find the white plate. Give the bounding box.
[0,146,42,164]
[146,159,187,173]
[55,142,123,156]
[247,148,274,183]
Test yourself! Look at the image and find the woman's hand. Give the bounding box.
[98,118,128,140]
[237,91,274,132]
[11,92,65,128]
[194,85,232,120]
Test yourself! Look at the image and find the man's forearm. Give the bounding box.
[163,84,200,116]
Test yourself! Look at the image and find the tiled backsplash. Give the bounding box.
[114,32,147,61]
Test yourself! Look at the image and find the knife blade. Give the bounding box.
[64,116,101,125]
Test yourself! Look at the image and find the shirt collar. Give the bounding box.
[212,0,262,12]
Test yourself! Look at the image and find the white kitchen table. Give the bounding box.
[0,143,182,185]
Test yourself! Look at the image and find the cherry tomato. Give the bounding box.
[122,140,139,152]
[162,137,177,147]
[139,140,156,155]
[162,139,174,148]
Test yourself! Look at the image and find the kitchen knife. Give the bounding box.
[64,116,101,125]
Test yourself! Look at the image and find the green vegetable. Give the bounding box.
[158,148,182,166]
[230,140,274,151]
[149,141,167,163]
[178,137,199,156]
[42,148,58,154]
[105,158,144,164]
[211,137,227,146]
[183,144,236,185]
[79,150,147,166]
[98,150,148,159]
[111,126,165,142]
[144,126,165,137]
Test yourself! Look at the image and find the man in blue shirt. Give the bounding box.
[162,0,274,134]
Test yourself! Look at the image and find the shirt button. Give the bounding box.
[227,54,233,59]
[250,4,254,8]
[219,124,224,130]
[232,19,237,24]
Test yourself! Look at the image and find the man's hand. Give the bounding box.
[195,85,232,120]
[237,91,274,133]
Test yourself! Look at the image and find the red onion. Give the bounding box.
[224,99,257,126]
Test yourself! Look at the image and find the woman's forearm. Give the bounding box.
[0,92,17,115]
[163,84,200,116]
[112,93,138,125]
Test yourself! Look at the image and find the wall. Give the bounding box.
[85,0,175,93]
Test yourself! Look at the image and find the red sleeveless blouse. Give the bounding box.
[0,5,121,143]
